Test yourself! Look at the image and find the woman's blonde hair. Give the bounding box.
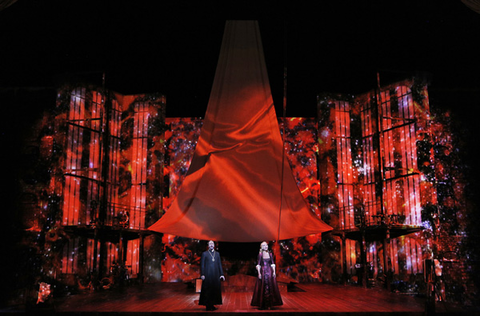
[259,241,268,253]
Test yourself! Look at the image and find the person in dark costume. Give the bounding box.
[199,240,225,311]
[251,241,283,309]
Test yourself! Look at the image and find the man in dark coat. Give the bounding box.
[199,240,225,311]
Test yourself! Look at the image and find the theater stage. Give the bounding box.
[22,282,478,315]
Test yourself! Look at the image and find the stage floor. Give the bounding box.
[10,282,480,315]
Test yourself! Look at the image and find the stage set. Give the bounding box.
[6,20,478,315]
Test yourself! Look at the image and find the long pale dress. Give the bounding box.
[251,252,283,308]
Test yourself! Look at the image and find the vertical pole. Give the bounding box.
[119,231,124,265]
[424,259,436,315]
[118,231,124,286]
[341,233,348,285]
[361,229,367,288]
[92,229,99,289]
[98,72,111,281]
[276,16,287,262]
[100,72,110,226]
[277,68,287,244]
[384,229,391,291]
[277,67,287,250]
[374,72,391,290]
[139,233,145,283]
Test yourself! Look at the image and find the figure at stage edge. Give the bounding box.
[251,241,283,309]
[199,240,225,311]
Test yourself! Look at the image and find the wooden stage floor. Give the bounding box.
[11,282,480,315]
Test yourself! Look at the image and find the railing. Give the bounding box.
[91,202,147,230]
[336,202,408,231]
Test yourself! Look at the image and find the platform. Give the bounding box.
[5,281,479,315]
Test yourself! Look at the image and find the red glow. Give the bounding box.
[19,75,473,303]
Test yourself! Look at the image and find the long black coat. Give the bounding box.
[199,250,224,306]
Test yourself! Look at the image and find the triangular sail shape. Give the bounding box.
[149,20,332,242]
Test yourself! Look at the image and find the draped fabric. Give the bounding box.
[462,0,480,14]
[0,0,18,11]
[148,20,332,242]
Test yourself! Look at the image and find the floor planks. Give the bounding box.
[11,282,479,315]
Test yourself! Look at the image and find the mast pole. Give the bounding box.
[276,65,287,258]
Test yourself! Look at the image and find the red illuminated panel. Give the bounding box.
[398,236,423,274]
[130,101,149,229]
[390,239,399,274]
[335,100,354,229]
[63,88,104,226]
[106,99,121,224]
[390,236,423,276]
[61,237,79,274]
[87,91,103,222]
[360,96,379,224]
[63,88,86,225]
[105,241,119,274]
[346,239,356,273]
[126,239,140,276]
[87,239,100,272]
[379,87,421,226]
[366,242,378,276]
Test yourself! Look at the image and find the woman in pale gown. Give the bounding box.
[251,241,283,309]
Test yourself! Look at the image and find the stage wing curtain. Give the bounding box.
[462,0,480,14]
[148,20,332,242]
[0,0,17,11]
